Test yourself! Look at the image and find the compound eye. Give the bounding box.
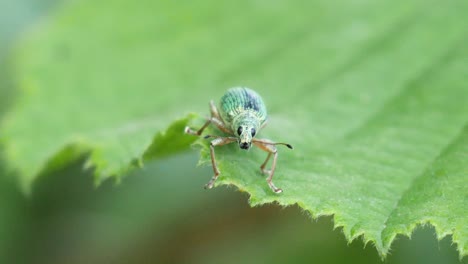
[251,128,256,137]
[237,126,243,135]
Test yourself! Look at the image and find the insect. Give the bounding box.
[185,87,292,193]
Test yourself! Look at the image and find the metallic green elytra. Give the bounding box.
[185,87,293,194]
[219,88,267,150]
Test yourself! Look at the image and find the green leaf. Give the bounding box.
[1,0,467,259]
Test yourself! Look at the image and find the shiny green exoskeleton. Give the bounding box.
[219,88,267,150]
[185,87,292,194]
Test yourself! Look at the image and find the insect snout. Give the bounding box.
[239,142,251,150]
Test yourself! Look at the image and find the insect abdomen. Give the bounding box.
[219,87,267,124]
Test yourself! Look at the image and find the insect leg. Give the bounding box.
[252,140,282,194]
[185,117,232,136]
[205,137,237,189]
[185,119,211,136]
[185,100,232,135]
[210,117,232,134]
[260,152,273,175]
[209,100,221,120]
[210,100,232,133]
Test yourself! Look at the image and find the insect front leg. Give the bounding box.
[184,117,232,135]
[260,152,273,175]
[209,100,221,120]
[185,101,232,135]
[253,139,282,194]
[208,100,232,133]
[205,137,237,189]
[185,119,211,136]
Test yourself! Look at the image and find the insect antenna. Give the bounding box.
[253,139,293,149]
[272,142,293,149]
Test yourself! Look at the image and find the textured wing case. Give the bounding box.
[219,87,267,125]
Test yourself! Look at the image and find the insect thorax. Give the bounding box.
[230,111,263,134]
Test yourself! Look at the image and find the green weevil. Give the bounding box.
[185,87,293,193]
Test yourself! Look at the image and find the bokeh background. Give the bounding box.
[0,1,466,263]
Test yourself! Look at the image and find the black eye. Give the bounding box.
[237,126,243,135]
[251,128,256,137]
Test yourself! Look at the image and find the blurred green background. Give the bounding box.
[0,1,466,263]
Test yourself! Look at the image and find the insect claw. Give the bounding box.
[205,179,215,189]
[184,126,200,135]
[267,181,283,194]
